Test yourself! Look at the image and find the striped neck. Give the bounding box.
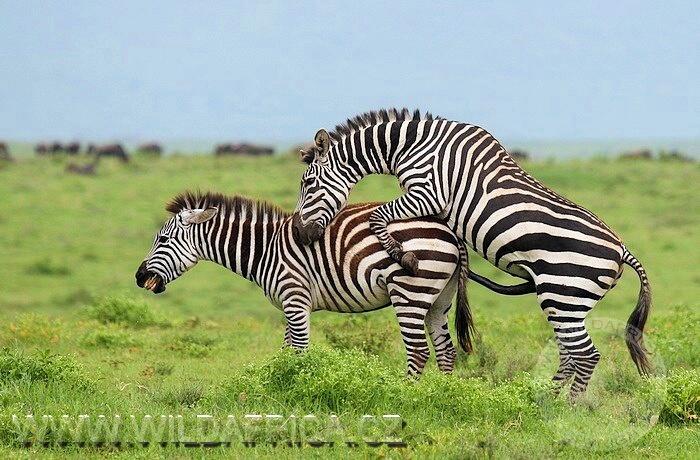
[331,119,440,177]
[324,108,444,177]
[194,199,287,285]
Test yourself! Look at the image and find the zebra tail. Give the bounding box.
[468,271,536,295]
[455,244,476,353]
[622,247,652,375]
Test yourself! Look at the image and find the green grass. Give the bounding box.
[0,154,698,458]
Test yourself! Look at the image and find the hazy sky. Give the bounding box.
[1,1,698,142]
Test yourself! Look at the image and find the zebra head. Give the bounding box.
[135,207,218,293]
[293,129,355,245]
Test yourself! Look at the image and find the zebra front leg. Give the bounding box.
[282,297,312,350]
[426,303,456,374]
[370,188,447,275]
[390,290,431,378]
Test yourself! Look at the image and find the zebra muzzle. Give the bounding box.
[291,213,325,246]
[135,261,166,293]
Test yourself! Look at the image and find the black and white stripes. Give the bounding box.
[293,108,652,398]
[136,192,474,376]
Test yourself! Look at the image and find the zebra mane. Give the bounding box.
[327,108,443,142]
[166,191,289,220]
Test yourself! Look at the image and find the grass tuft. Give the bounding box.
[322,315,395,355]
[85,296,169,328]
[0,348,91,387]
[167,333,220,357]
[214,346,400,413]
[162,383,205,408]
[80,327,140,349]
[6,314,61,345]
[660,369,700,425]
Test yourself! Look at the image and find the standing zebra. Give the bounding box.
[136,191,480,376]
[292,108,652,398]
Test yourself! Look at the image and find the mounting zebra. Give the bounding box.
[292,108,652,398]
[137,191,494,376]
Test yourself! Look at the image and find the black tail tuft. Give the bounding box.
[623,248,653,375]
[455,244,476,353]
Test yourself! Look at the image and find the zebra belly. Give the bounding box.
[311,287,390,313]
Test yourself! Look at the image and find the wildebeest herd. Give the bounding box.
[0,140,276,174]
[30,141,275,159]
[34,141,134,161]
[214,143,274,156]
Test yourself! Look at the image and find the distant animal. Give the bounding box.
[509,149,530,161]
[0,142,12,161]
[35,143,49,155]
[65,156,100,175]
[293,108,652,398]
[65,142,81,155]
[136,192,528,377]
[49,142,64,154]
[35,142,74,156]
[137,143,162,155]
[620,149,652,160]
[215,143,274,156]
[215,143,234,155]
[658,150,693,162]
[241,143,273,156]
[87,143,129,162]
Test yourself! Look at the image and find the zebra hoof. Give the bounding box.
[400,251,419,275]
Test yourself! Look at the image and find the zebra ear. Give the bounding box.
[180,207,218,225]
[314,129,330,158]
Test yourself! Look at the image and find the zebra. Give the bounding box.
[136,191,482,376]
[292,108,652,398]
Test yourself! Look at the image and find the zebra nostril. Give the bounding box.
[135,261,150,287]
[290,213,325,246]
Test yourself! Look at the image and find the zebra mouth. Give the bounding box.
[136,264,166,293]
[143,275,165,293]
[135,261,166,294]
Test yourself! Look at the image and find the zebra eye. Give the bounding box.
[158,235,169,244]
[303,177,315,187]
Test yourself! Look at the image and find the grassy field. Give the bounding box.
[0,154,697,458]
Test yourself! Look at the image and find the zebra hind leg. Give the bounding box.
[550,321,601,400]
[390,291,431,378]
[551,337,576,394]
[282,323,293,348]
[368,190,446,275]
[426,302,456,373]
